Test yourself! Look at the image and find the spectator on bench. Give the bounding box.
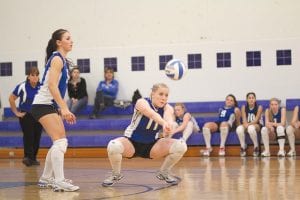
[261,98,286,157]
[236,92,263,157]
[90,67,119,119]
[67,66,88,115]
[172,103,200,142]
[201,94,241,157]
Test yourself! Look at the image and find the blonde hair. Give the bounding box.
[150,83,169,99]
[268,97,281,122]
[174,103,186,112]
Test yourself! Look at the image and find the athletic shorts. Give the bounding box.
[214,121,236,132]
[127,138,159,158]
[31,104,59,121]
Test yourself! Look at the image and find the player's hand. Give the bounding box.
[61,108,76,124]
[15,112,26,118]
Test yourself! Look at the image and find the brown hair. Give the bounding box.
[28,66,39,76]
[174,103,186,112]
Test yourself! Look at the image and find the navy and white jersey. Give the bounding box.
[175,112,187,125]
[271,107,282,123]
[124,98,164,143]
[33,51,68,108]
[216,106,235,123]
[245,104,258,123]
[12,79,40,112]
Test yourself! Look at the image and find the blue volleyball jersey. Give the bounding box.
[271,107,282,123]
[245,104,258,123]
[12,79,40,112]
[175,112,186,125]
[216,107,235,123]
[124,98,164,143]
[33,51,68,108]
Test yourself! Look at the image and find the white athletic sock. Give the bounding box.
[278,139,285,152]
[202,127,211,149]
[182,121,193,141]
[41,147,54,179]
[248,126,258,148]
[236,125,246,149]
[286,126,296,152]
[51,138,68,182]
[220,127,229,148]
[261,127,269,153]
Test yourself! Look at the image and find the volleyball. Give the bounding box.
[165,59,187,80]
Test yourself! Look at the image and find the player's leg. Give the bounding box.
[219,122,230,156]
[261,127,270,156]
[236,125,246,156]
[202,122,218,156]
[286,125,296,156]
[276,126,286,157]
[182,121,194,141]
[39,114,79,192]
[248,124,260,157]
[102,137,135,187]
[150,138,187,184]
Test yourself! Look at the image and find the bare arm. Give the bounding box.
[291,106,300,128]
[48,57,76,124]
[135,98,173,134]
[8,94,25,118]
[173,113,191,133]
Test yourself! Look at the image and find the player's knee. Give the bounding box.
[202,127,210,135]
[107,139,124,155]
[276,126,285,137]
[247,125,256,135]
[236,125,244,135]
[286,125,295,136]
[53,138,68,153]
[170,139,187,155]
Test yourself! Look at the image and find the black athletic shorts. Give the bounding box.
[31,104,59,121]
[127,138,159,158]
[214,121,236,132]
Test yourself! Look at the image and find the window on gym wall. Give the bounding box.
[131,56,145,71]
[104,57,118,72]
[77,58,90,73]
[159,55,173,70]
[188,53,202,69]
[0,62,12,76]
[216,52,231,68]
[246,51,261,67]
[276,49,292,65]
[25,61,38,75]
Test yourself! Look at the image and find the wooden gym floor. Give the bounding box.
[0,156,299,200]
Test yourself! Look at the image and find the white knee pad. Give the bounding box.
[276,126,285,137]
[220,126,229,133]
[107,139,124,155]
[236,125,244,135]
[169,139,187,154]
[247,125,256,135]
[286,125,295,136]
[53,138,68,153]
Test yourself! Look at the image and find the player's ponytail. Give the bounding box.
[45,29,68,64]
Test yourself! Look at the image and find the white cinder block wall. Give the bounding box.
[0,0,300,107]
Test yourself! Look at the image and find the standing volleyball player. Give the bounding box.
[261,98,286,157]
[284,105,299,156]
[172,103,200,141]
[31,29,79,192]
[236,92,263,157]
[102,83,187,186]
[201,94,241,156]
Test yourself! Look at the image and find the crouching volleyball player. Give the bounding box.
[102,83,187,187]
